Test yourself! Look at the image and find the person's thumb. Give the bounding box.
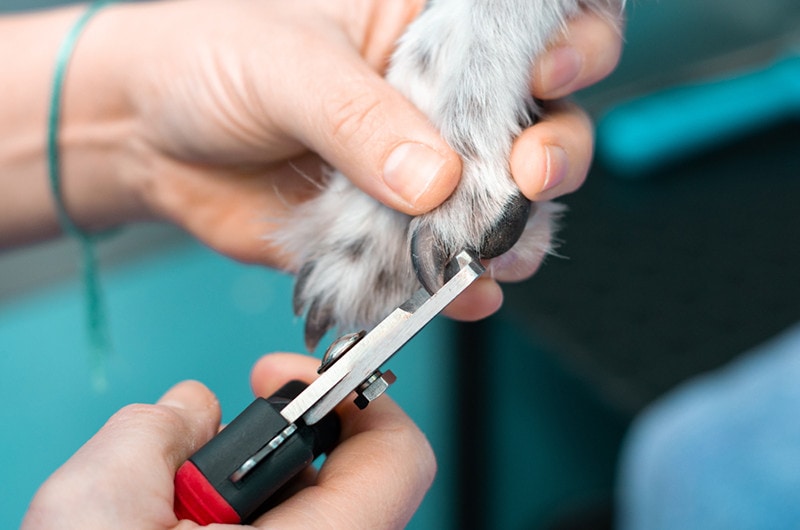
[22,381,221,528]
[276,48,461,215]
[152,380,222,469]
[75,380,221,476]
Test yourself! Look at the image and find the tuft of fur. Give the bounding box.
[271,0,624,350]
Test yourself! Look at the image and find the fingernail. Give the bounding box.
[543,145,568,192]
[538,46,582,95]
[383,142,447,206]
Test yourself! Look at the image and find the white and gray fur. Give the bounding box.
[273,0,624,350]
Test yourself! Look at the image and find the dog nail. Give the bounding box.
[305,299,334,352]
[293,261,316,316]
[480,192,532,258]
[410,223,450,294]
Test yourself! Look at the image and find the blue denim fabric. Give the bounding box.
[618,323,800,530]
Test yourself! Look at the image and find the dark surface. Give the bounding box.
[504,119,800,412]
[454,318,493,530]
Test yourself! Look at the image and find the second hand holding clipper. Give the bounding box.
[173,249,485,524]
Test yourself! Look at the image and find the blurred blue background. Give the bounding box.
[3,1,800,529]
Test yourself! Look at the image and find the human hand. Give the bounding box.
[63,0,623,319]
[22,353,435,529]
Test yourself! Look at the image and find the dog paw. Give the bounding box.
[274,171,558,350]
[272,0,619,349]
[272,175,417,350]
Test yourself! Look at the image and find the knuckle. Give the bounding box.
[595,38,623,81]
[545,99,594,140]
[393,424,438,487]
[586,16,624,81]
[325,87,384,147]
[110,402,186,434]
[417,434,438,487]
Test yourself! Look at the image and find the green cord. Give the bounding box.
[48,0,118,390]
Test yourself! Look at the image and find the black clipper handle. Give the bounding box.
[174,380,340,524]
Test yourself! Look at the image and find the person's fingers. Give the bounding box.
[24,381,221,528]
[323,0,428,72]
[532,9,625,100]
[249,353,318,395]
[250,353,437,529]
[510,100,594,202]
[74,381,221,482]
[441,204,559,317]
[154,381,223,469]
[271,32,461,216]
[142,151,326,270]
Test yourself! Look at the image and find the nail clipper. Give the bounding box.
[173,249,484,524]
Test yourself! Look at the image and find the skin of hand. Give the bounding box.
[4,0,623,319]
[21,353,436,529]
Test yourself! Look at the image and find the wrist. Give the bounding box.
[58,2,152,233]
[0,4,153,248]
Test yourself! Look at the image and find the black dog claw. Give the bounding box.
[410,224,452,295]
